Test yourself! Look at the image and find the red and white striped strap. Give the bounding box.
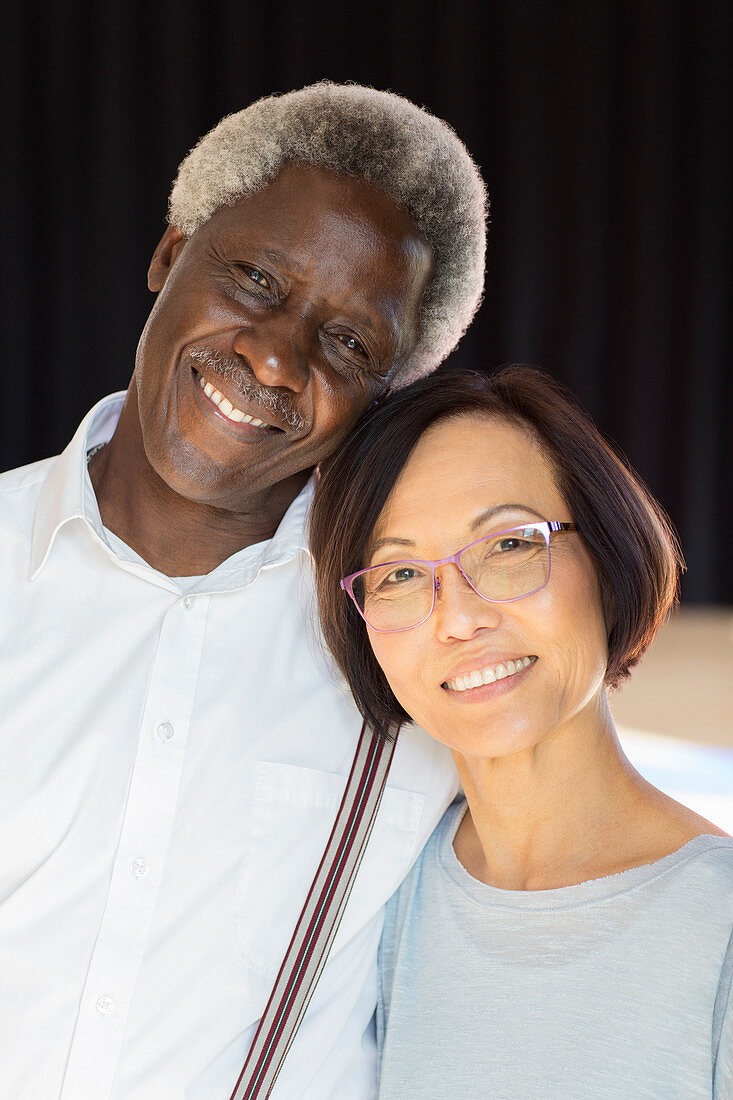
[229,720,398,1100]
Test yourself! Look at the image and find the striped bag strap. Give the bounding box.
[229,719,398,1100]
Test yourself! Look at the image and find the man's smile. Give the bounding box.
[187,364,295,444]
[187,344,309,434]
[194,366,276,429]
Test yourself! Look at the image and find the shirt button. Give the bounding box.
[183,596,194,609]
[129,858,148,878]
[96,996,114,1016]
[157,722,174,741]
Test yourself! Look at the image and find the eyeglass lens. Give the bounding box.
[352,525,550,631]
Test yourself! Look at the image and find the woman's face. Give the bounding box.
[365,413,610,760]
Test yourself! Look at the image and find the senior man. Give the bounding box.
[0,83,486,1098]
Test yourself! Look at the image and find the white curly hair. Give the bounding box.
[168,82,487,388]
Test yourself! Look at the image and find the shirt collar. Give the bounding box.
[200,478,314,595]
[30,392,316,590]
[30,392,127,579]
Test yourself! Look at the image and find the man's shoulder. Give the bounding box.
[0,451,58,493]
[0,455,57,528]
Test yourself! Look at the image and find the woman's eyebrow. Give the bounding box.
[469,503,546,531]
[367,535,416,556]
[368,504,547,558]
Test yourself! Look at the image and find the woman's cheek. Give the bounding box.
[373,635,437,729]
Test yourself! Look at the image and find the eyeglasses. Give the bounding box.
[340,521,578,633]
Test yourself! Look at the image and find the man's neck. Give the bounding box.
[88,401,309,577]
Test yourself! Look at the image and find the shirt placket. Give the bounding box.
[60,591,209,1099]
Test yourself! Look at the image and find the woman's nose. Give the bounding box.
[232,313,310,392]
[432,564,502,641]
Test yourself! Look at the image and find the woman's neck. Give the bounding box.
[452,696,704,891]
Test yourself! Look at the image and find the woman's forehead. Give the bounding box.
[377,413,564,530]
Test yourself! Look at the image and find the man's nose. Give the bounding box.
[432,564,502,641]
[232,312,310,392]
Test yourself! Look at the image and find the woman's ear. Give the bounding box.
[601,580,618,636]
[147,225,188,292]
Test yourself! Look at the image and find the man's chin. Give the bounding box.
[147,436,314,511]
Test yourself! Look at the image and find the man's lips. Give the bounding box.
[191,366,285,431]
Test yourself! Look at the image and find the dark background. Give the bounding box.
[2,0,731,602]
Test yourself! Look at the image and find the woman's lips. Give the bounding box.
[443,654,537,692]
[441,655,538,701]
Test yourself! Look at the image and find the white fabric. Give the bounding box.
[0,393,458,1100]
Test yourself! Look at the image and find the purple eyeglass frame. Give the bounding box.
[340,521,578,633]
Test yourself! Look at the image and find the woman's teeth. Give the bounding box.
[445,656,536,692]
[198,374,270,427]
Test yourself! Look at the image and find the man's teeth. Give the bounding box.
[446,656,536,692]
[199,375,269,427]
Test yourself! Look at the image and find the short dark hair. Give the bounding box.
[309,366,683,735]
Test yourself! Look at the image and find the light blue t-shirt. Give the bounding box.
[378,801,733,1099]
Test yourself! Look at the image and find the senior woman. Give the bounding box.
[310,367,733,1099]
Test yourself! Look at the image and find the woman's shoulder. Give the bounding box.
[627,778,731,867]
[609,817,733,906]
[659,790,730,841]
[665,832,733,880]
[381,801,464,933]
[378,801,463,1024]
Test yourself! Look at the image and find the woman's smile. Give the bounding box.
[442,654,538,696]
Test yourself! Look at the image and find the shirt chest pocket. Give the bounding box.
[234,761,424,979]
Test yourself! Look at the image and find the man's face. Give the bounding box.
[134,164,433,510]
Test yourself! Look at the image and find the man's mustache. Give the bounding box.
[189,346,307,432]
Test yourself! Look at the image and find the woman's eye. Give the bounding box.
[494,532,546,556]
[383,566,422,586]
[496,537,529,553]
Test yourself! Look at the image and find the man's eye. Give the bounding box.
[231,264,273,292]
[244,267,270,289]
[336,333,367,356]
[320,329,386,382]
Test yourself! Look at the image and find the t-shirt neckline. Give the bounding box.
[438,800,732,911]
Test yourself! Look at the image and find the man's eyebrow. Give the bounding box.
[221,244,303,276]
[260,247,294,268]
[331,290,400,351]
[368,504,547,559]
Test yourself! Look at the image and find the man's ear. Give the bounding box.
[147,224,187,292]
[371,384,393,409]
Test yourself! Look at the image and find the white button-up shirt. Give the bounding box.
[0,394,457,1100]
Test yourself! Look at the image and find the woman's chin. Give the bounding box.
[410,706,545,762]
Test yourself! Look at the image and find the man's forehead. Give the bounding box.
[196,165,427,251]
